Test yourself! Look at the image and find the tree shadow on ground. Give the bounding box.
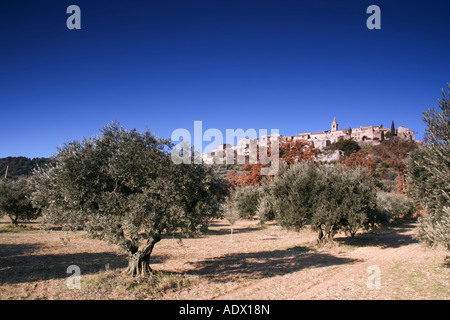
[336,220,418,249]
[168,220,264,238]
[0,243,168,285]
[201,220,263,237]
[204,226,263,237]
[186,246,358,282]
[0,243,42,258]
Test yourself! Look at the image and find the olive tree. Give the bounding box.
[311,164,377,243]
[222,196,240,241]
[375,191,416,220]
[31,122,226,276]
[405,84,450,250]
[256,188,276,224]
[228,185,262,220]
[0,177,39,225]
[270,162,318,232]
[270,162,377,244]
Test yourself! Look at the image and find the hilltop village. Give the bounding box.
[202,118,415,164]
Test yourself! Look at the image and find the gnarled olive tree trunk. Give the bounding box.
[125,235,161,276]
[316,225,337,246]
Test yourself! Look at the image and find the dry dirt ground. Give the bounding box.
[0,217,448,300]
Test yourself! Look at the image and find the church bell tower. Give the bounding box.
[331,117,338,132]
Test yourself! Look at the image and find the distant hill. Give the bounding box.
[0,157,53,180]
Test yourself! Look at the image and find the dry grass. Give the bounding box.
[0,217,448,300]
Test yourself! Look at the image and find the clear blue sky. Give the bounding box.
[1,0,449,158]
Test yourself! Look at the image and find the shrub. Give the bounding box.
[222,196,241,240]
[228,185,263,219]
[328,139,361,157]
[256,187,276,224]
[375,191,416,220]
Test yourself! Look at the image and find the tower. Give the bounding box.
[331,117,338,132]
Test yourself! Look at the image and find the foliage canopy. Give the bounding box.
[406,84,450,250]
